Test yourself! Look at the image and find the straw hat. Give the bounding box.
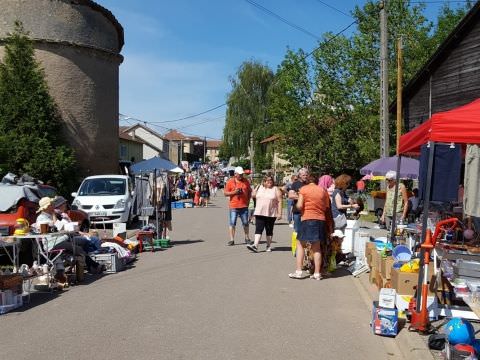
[37,197,53,213]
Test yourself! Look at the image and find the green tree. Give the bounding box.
[429,2,473,50]
[222,60,274,171]
[267,49,318,168]
[0,22,77,193]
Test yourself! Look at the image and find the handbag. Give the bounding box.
[334,213,347,229]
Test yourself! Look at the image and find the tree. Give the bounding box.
[0,22,77,193]
[222,60,274,171]
[267,48,319,168]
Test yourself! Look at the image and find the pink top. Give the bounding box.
[254,186,279,217]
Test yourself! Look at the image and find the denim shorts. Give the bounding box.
[298,219,326,243]
[229,207,249,227]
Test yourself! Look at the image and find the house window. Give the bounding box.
[120,144,127,158]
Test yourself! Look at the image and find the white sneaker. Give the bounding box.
[288,223,294,228]
[266,247,272,252]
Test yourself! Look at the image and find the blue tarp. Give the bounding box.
[130,156,177,174]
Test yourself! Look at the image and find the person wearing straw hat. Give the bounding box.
[35,197,103,274]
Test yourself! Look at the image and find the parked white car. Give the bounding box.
[72,175,133,225]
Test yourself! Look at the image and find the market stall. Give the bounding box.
[368,98,480,336]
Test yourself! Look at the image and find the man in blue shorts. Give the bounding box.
[224,166,252,246]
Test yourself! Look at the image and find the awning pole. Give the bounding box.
[416,142,435,309]
[390,156,402,243]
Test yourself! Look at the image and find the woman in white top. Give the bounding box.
[247,175,282,252]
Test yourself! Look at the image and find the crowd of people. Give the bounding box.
[222,166,364,280]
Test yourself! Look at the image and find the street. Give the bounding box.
[0,196,403,360]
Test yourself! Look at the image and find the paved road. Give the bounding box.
[0,196,404,360]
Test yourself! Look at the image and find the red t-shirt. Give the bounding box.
[225,178,251,209]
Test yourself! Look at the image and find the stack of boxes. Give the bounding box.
[366,240,439,336]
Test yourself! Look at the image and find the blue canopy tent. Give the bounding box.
[131,156,177,174]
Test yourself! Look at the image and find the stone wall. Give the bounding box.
[0,0,123,177]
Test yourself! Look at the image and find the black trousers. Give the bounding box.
[255,215,276,236]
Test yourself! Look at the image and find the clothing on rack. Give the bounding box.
[464,144,480,217]
[419,143,461,203]
[131,176,153,216]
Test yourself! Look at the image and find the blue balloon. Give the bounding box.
[444,318,475,345]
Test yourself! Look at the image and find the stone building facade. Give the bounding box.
[0,0,124,176]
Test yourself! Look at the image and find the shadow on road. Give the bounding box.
[271,246,291,252]
[324,267,352,279]
[171,239,204,246]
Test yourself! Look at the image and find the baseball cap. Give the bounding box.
[234,166,244,175]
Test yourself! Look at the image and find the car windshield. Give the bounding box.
[78,178,126,196]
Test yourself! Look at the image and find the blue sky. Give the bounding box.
[95,0,466,140]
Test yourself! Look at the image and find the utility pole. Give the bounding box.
[249,132,255,175]
[396,36,403,154]
[379,0,389,158]
[204,136,207,163]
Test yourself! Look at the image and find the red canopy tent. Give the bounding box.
[397,97,480,311]
[399,98,480,155]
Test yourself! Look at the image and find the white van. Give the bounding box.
[71,175,133,225]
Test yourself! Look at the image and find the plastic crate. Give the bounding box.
[172,202,184,209]
[90,253,124,273]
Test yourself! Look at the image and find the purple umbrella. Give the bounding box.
[360,156,419,179]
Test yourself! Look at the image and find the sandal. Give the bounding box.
[288,271,307,279]
[310,273,322,281]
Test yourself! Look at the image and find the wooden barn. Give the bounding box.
[398,2,480,131]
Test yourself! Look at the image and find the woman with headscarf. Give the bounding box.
[318,175,335,196]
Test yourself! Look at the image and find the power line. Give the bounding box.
[177,116,225,130]
[244,0,321,41]
[312,0,353,18]
[148,103,226,124]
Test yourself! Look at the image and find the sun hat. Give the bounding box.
[331,230,346,238]
[53,196,67,208]
[385,170,397,180]
[234,166,244,175]
[37,197,53,213]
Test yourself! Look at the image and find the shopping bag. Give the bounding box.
[328,251,337,272]
[334,214,347,229]
[291,231,297,256]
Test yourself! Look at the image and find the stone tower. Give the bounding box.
[0,0,124,177]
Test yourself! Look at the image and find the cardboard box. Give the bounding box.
[371,250,381,271]
[366,242,376,268]
[369,268,379,284]
[395,294,438,320]
[379,288,396,309]
[375,271,385,290]
[372,301,398,337]
[381,256,395,280]
[390,263,435,296]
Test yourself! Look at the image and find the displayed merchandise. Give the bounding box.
[378,288,396,309]
[444,317,475,345]
[464,144,480,217]
[371,301,398,337]
[419,144,461,202]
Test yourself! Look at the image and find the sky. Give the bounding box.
[95,0,469,140]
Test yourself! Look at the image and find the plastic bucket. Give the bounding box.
[392,245,412,262]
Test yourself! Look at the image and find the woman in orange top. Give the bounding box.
[289,173,333,280]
